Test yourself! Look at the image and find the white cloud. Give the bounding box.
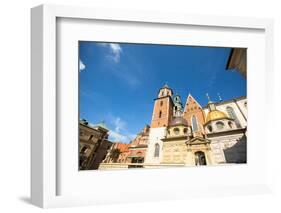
[79,59,86,71]
[107,115,136,144]
[98,43,142,88]
[113,117,126,133]
[109,130,133,144]
[109,43,122,63]
[99,43,122,63]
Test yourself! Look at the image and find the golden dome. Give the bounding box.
[205,110,228,123]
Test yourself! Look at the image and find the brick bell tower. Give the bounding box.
[151,84,174,128]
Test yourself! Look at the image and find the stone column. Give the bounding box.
[205,144,215,165]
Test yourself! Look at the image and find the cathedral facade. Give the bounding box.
[99,84,247,170]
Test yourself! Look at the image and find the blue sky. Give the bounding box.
[79,42,246,143]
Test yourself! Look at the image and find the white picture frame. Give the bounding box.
[31,4,274,208]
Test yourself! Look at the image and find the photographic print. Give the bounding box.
[78,42,247,170]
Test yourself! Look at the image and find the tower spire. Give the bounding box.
[206,93,217,111]
[206,93,212,103]
[164,82,169,88]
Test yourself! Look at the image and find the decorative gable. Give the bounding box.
[183,94,205,135]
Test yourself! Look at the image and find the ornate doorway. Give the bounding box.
[194,151,207,166]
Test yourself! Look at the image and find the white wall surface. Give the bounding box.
[236,98,247,119]
[0,0,281,212]
[216,102,247,128]
[145,127,166,164]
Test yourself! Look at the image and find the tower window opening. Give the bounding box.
[160,101,163,106]
[159,111,162,118]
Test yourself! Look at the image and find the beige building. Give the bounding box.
[143,85,247,168]
[102,142,130,163]
[127,125,150,168]
[226,48,247,78]
[79,120,113,170]
[162,117,213,166]
[146,85,247,167]
[99,84,247,170]
[203,98,247,164]
[99,125,150,169]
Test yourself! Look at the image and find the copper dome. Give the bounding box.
[169,117,188,126]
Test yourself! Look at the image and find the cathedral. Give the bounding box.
[99,84,247,170]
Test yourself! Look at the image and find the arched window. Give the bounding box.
[160,101,163,106]
[226,106,241,128]
[154,143,160,157]
[173,128,180,135]
[192,115,198,132]
[159,111,162,118]
[183,128,188,134]
[207,125,212,132]
[80,145,89,154]
[216,121,224,130]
